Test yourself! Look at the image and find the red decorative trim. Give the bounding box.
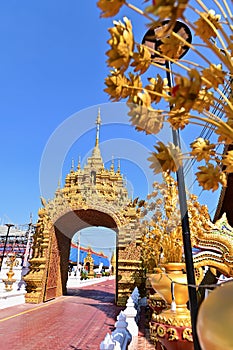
[70,242,108,258]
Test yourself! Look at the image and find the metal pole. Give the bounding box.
[0,223,14,272]
[77,231,81,275]
[166,61,201,350]
[23,222,34,268]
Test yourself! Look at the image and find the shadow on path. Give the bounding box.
[66,285,124,322]
[67,288,115,302]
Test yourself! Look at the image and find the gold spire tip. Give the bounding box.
[95,108,101,147]
[96,108,101,125]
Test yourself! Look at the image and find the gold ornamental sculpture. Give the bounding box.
[2,253,19,292]
[139,172,233,349]
[140,173,206,350]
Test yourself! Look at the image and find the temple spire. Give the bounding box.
[90,108,103,166]
[95,108,101,147]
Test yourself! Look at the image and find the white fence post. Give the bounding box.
[124,296,138,350]
[123,296,138,336]
[111,311,132,350]
[131,287,140,323]
[99,287,142,349]
[100,333,116,350]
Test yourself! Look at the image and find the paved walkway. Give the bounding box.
[0,279,154,349]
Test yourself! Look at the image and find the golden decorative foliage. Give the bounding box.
[104,70,130,101]
[106,17,134,73]
[97,0,125,18]
[148,142,183,174]
[194,10,221,41]
[202,64,226,89]
[128,105,164,134]
[145,74,167,104]
[167,108,189,130]
[127,72,144,100]
[196,164,227,191]
[145,0,188,24]
[160,34,184,60]
[131,44,152,74]
[128,89,151,108]
[97,0,233,191]
[192,89,214,113]
[190,138,215,162]
[169,69,202,112]
[216,119,233,144]
[140,173,211,269]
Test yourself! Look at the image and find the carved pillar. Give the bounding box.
[117,241,143,306]
[24,209,51,303]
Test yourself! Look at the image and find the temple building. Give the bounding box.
[69,243,110,269]
[0,225,32,263]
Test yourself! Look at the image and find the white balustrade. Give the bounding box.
[111,312,132,350]
[100,333,115,350]
[123,296,138,350]
[100,287,141,350]
[131,287,140,323]
[123,296,138,336]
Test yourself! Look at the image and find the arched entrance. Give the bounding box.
[24,202,142,305]
[44,208,120,302]
[24,111,143,305]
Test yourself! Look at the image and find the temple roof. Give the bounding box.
[69,242,110,267]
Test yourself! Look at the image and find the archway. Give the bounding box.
[44,208,119,302]
[24,198,142,305]
[24,112,143,305]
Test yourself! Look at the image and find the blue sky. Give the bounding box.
[0,1,222,254]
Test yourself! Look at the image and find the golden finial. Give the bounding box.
[57,177,61,189]
[77,156,81,170]
[95,108,101,147]
[55,177,62,194]
[110,155,114,171]
[71,159,74,171]
[117,159,121,173]
[29,212,33,225]
[40,196,47,207]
